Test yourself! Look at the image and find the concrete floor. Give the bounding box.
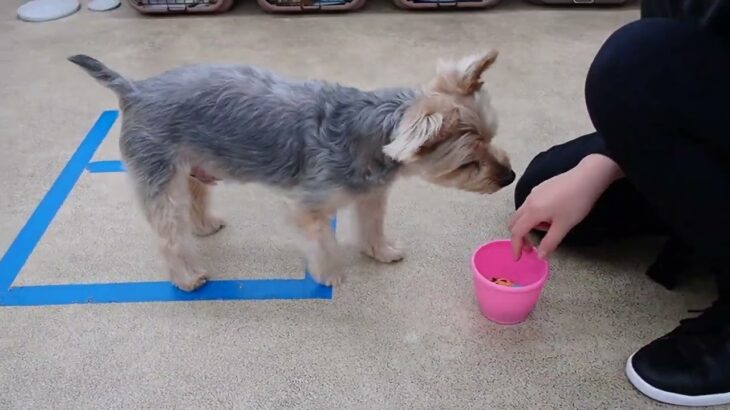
[0,1,721,409]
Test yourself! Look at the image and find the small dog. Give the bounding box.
[68,52,514,291]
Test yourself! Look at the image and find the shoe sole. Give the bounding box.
[626,353,730,407]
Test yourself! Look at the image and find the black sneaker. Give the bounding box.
[626,300,730,406]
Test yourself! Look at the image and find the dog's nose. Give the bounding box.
[498,170,516,187]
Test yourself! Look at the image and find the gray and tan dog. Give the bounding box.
[68,53,514,291]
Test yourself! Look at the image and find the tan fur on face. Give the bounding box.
[384,50,512,194]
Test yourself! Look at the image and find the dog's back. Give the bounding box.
[69,56,414,200]
[120,63,321,186]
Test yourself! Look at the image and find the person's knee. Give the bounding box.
[585,19,693,147]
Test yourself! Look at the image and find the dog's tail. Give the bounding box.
[67,54,135,97]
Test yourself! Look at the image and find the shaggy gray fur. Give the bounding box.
[68,55,417,206]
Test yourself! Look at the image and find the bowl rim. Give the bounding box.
[471,239,549,294]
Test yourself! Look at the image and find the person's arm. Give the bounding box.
[578,153,624,187]
[509,154,623,260]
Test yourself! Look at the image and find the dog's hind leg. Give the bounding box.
[131,168,208,292]
[120,126,208,291]
[291,206,342,286]
[145,173,208,291]
[188,176,225,237]
[355,189,403,263]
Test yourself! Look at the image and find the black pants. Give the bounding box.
[515,19,730,297]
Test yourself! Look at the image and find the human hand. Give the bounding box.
[509,154,623,260]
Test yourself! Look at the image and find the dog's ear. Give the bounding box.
[383,108,459,163]
[432,50,498,95]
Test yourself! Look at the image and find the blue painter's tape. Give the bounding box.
[0,111,118,290]
[0,273,331,306]
[87,160,125,173]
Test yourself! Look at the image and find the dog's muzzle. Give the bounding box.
[497,169,516,187]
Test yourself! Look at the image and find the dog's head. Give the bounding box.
[384,50,514,194]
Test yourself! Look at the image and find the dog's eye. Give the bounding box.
[458,161,480,170]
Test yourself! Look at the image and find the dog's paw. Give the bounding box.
[363,243,404,263]
[308,260,344,286]
[172,270,209,292]
[304,242,343,287]
[311,271,344,287]
[193,217,226,237]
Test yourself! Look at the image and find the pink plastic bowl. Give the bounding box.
[471,240,549,325]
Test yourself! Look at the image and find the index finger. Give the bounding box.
[510,212,541,261]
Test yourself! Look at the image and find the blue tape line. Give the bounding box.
[0,111,118,291]
[0,273,331,306]
[87,160,125,173]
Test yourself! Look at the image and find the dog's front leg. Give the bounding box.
[291,207,343,286]
[355,189,403,263]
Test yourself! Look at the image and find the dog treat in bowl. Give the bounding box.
[490,277,522,287]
